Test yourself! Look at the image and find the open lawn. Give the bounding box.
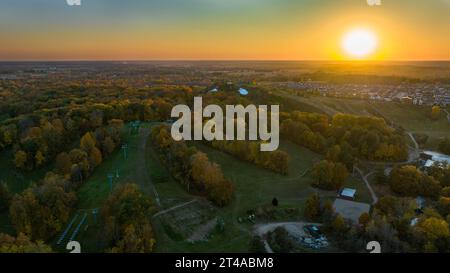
[277,91,450,150]
[315,97,372,116]
[48,122,372,253]
[374,103,450,150]
[53,123,155,252]
[151,139,371,253]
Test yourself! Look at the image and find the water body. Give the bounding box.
[239,88,249,96]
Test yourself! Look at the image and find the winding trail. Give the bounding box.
[407,132,419,150]
[444,109,450,125]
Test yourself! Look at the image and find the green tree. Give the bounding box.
[0,182,11,212]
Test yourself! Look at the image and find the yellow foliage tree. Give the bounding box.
[431,105,441,120]
[14,150,27,169]
[417,217,449,241]
[35,150,45,167]
[80,132,97,153]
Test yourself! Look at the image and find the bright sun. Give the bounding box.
[342,29,378,59]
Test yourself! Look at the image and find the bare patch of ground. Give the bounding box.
[187,218,218,243]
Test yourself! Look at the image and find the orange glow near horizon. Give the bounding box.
[0,2,449,61]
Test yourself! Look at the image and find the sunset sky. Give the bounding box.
[0,0,449,61]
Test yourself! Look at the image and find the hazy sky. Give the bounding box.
[0,0,449,60]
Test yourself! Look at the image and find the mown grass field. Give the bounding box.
[283,95,450,150]
[1,121,372,252]
[52,123,152,252]
[373,103,450,150]
[151,139,371,253]
[66,121,372,253]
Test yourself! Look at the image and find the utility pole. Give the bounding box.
[92,208,98,224]
[121,144,128,160]
[107,173,114,193]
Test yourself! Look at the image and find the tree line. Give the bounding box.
[151,124,234,207]
[7,120,124,241]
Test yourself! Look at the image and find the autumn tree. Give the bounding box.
[190,152,234,206]
[312,160,349,190]
[55,152,72,175]
[89,147,103,168]
[414,217,449,251]
[0,233,52,253]
[9,178,76,240]
[389,165,441,198]
[34,150,46,167]
[14,150,27,169]
[101,183,156,253]
[304,193,321,221]
[431,105,441,120]
[80,132,97,153]
[359,212,371,228]
[151,125,234,206]
[332,215,347,236]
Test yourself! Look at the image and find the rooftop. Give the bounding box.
[340,188,357,199]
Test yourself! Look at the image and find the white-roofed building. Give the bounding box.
[339,188,357,200]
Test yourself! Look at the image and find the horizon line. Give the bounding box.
[1,59,450,63]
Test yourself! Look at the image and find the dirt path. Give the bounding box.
[153,199,197,218]
[444,109,450,125]
[354,167,377,205]
[134,126,161,208]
